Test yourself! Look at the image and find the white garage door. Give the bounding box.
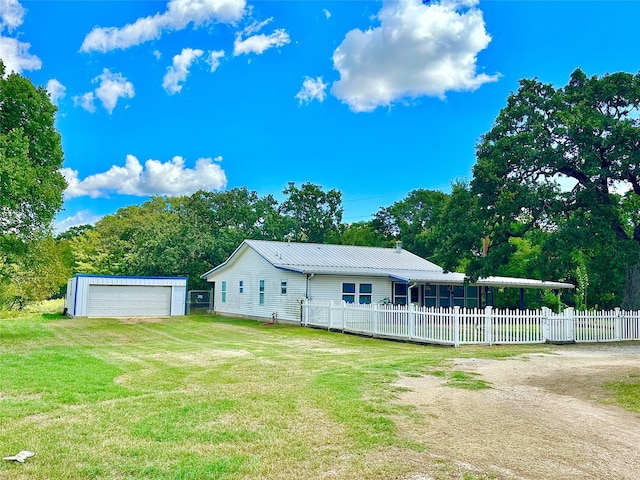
[87,285,172,317]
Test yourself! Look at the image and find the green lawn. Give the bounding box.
[0,314,575,479]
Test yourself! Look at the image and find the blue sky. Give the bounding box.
[1,0,639,233]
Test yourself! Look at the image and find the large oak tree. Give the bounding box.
[0,62,66,243]
[472,68,640,309]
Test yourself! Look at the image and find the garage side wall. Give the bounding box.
[65,277,77,315]
[68,275,187,317]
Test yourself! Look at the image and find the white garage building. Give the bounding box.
[65,274,188,318]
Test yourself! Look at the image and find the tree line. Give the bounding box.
[2,63,640,310]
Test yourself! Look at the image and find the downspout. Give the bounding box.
[408,282,417,304]
[306,273,315,299]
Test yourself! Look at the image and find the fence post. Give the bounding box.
[342,301,346,332]
[408,304,415,340]
[541,307,550,342]
[615,307,622,341]
[373,302,379,336]
[484,306,493,346]
[328,301,334,329]
[453,306,460,348]
[565,307,575,342]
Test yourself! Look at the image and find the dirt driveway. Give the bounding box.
[395,344,640,480]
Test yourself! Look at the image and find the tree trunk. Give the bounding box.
[621,264,640,310]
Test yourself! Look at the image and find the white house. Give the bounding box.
[200,240,573,323]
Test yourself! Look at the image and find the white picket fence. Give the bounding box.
[301,300,640,347]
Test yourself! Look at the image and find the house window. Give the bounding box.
[359,283,372,304]
[394,283,407,305]
[424,284,437,307]
[342,283,356,303]
[453,285,465,307]
[239,280,244,294]
[410,285,419,304]
[259,280,265,305]
[221,281,227,303]
[466,286,479,308]
[439,285,451,307]
[281,280,287,295]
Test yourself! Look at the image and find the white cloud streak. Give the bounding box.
[74,69,135,114]
[46,79,66,105]
[233,28,289,56]
[163,47,204,94]
[73,92,96,113]
[94,70,135,113]
[0,0,40,74]
[331,0,498,112]
[296,76,327,105]
[207,49,225,72]
[0,36,41,73]
[0,0,25,31]
[80,0,246,53]
[53,210,104,234]
[62,155,228,199]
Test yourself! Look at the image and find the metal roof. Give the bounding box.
[201,240,573,289]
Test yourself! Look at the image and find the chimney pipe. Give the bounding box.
[395,241,402,253]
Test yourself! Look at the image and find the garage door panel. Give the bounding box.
[88,285,171,317]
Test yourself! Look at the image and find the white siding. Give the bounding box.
[66,275,187,317]
[207,247,307,323]
[307,275,392,304]
[205,248,396,322]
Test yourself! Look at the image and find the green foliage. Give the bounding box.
[339,221,390,247]
[63,184,345,289]
[0,63,66,242]
[372,188,449,258]
[280,181,343,243]
[0,62,67,307]
[0,236,71,310]
[472,68,640,308]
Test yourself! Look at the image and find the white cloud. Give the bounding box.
[207,49,225,72]
[163,47,204,94]
[331,0,498,112]
[95,69,135,113]
[80,0,246,53]
[75,69,134,114]
[62,154,228,199]
[73,91,96,113]
[46,79,66,105]
[0,0,41,74]
[233,28,289,56]
[53,210,103,234]
[0,0,25,32]
[296,76,328,105]
[323,8,331,19]
[153,49,162,60]
[241,16,272,36]
[0,36,41,74]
